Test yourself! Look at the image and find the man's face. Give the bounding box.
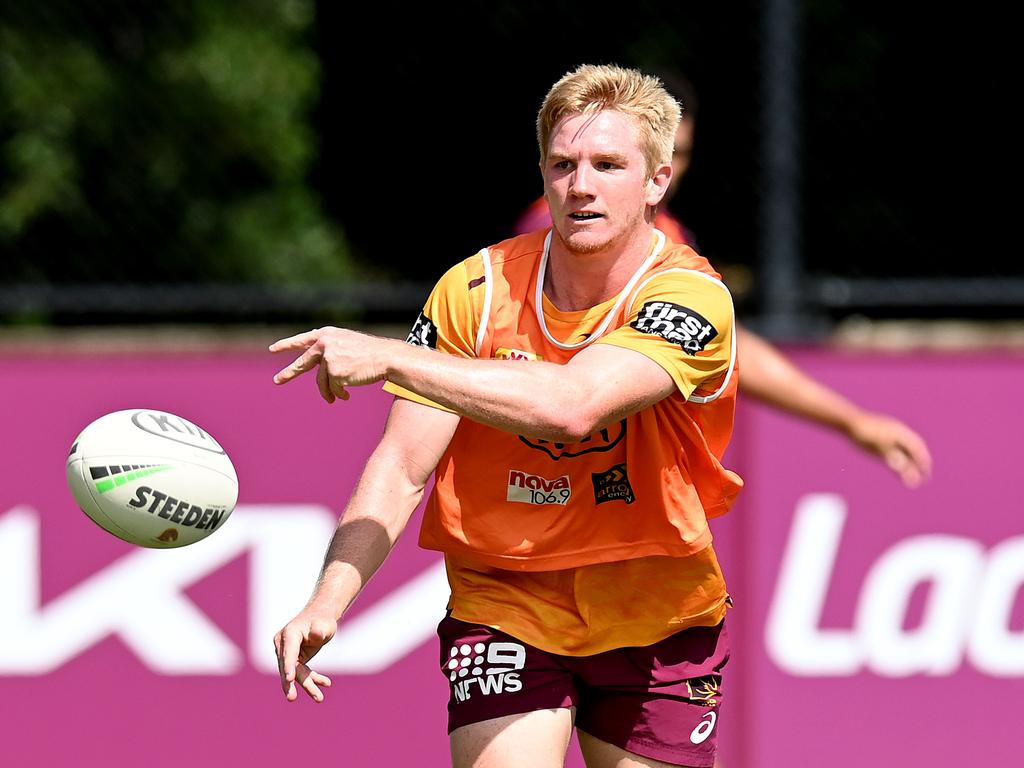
[667,118,695,200]
[542,110,670,256]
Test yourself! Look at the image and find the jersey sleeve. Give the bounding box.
[595,269,735,400]
[382,254,484,410]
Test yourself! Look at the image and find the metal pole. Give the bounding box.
[759,0,806,338]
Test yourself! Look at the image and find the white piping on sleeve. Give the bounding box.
[474,248,493,357]
[688,311,736,403]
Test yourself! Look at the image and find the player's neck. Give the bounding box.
[545,226,656,312]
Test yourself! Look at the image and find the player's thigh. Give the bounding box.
[577,730,702,768]
[572,622,728,768]
[450,707,575,768]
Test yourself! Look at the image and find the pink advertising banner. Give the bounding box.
[1,347,1021,767]
[713,350,1024,768]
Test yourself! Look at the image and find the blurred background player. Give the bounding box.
[514,69,931,488]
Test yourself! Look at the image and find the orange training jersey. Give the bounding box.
[385,228,742,654]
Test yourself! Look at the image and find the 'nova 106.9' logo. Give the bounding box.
[506,471,571,506]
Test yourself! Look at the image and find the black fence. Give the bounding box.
[2,2,1018,333]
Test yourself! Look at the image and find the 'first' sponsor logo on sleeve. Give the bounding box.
[406,311,438,349]
[632,301,718,355]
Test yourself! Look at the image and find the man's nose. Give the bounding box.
[569,163,594,196]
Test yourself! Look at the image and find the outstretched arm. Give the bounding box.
[270,328,677,444]
[736,325,932,487]
[273,396,460,703]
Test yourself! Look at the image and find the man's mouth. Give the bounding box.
[569,212,603,221]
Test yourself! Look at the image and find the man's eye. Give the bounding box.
[553,160,572,170]
[597,161,619,171]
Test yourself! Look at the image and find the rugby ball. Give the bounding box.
[66,409,238,548]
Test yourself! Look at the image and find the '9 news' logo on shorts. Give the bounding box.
[507,471,571,506]
[632,301,718,355]
[406,311,438,349]
[446,641,526,702]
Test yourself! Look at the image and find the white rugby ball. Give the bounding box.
[66,409,238,548]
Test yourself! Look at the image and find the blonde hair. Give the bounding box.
[537,64,682,176]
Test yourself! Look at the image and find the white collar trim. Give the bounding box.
[535,229,666,351]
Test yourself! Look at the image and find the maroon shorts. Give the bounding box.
[437,615,729,767]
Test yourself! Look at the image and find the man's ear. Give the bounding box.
[646,163,672,206]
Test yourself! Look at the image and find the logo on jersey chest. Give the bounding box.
[592,463,636,504]
[495,347,544,361]
[519,419,627,460]
[507,471,571,506]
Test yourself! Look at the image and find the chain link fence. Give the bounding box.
[1,3,1018,331]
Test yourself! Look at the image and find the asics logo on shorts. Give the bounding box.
[690,711,717,745]
[444,641,526,702]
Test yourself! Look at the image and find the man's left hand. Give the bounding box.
[847,412,933,488]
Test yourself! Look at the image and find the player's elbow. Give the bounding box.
[541,417,593,445]
[535,397,604,444]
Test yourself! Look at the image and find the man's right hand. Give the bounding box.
[273,611,336,703]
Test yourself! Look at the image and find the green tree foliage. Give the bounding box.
[0,0,350,285]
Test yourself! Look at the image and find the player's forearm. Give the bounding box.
[304,444,428,619]
[737,327,863,435]
[272,326,621,442]
[385,343,594,442]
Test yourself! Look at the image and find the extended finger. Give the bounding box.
[273,632,289,695]
[269,329,322,353]
[296,661,330,703]
[899,432,933,479]
[886,447,908,473]
[317,361,336,403]
[886,426,932,486]
[328,374,350,402]
[902,465,924,489]
[279,628,301,700]
[295,662,332,688]
[897,458,923,488]
[274,347,323,385]
[887,446,923,488]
